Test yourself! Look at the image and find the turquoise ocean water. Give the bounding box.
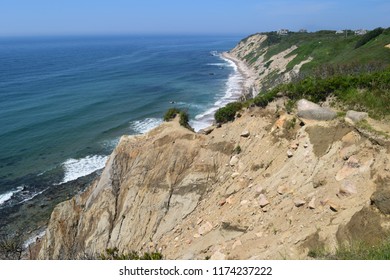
[0,35,243,241]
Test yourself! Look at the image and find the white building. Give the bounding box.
[277,29,289,36]
[355,29,368,35]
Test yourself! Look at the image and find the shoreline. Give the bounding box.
[221,51,258,99]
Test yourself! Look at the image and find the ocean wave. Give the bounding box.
[130,118,163,134]
[206,63,227,67]
[173,102,205,110]
[60,155,108,184]
[0,186,24,206]
[192,54,243,132]
[19,188,48,204]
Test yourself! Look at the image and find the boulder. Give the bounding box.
[371,188,390,215]
[339,181,357,196]
[308,197,316,209]
[341,131,361,145]
[277,185,289,195]
[230,155,239,166]
[345,110,368,124]
[198,221,213,236]
[198,126,215,135]
[328,201,340,212]
[335,156,360,181]
[297,99,336,121]
[294,199,306,207]
[210,251,226,260]
[241,130,250,137]
[258,194,270,208]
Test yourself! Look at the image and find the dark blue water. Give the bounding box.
[0,35,242,238]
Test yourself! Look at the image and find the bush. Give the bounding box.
[214,102,243,123]
[253,90,277,107]
[233,145,242,154]
[163,108,181,121]
[163,108,192,130]
[99,247,163,260]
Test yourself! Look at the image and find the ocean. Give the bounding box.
[0,35,243,242]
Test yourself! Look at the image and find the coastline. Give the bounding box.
[16,46,251,258]
[221,51,258,99]
[191,51,257,132]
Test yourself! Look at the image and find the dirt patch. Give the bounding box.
[386,44,390,49]
[306,125,352,157]
[336,206,388,246]
[301,231,325,255]
[208,141,235,155]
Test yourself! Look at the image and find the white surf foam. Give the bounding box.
[174,102,205,110]
[19,188,48,204]
[207,63,226,67]
[130,118,163,134]
[23,229,46,249]
[0,186,24,206]
[61,155,108,184]
[192,54,244,132]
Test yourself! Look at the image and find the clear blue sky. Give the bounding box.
[0,0,389,36]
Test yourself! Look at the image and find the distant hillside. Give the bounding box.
[230,28,390,91]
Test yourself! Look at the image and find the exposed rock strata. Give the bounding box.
[37,104,390,260]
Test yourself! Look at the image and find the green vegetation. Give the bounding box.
[241,29,390,76]
[279,68,390,119]
[253,89,278,107]
[214,102,243,123]
[215,27,390,122]
[163,108,192,130]
[233,145,242,154]
[99,247,163,260]
[355,27,384,49]
[309,239,390,260]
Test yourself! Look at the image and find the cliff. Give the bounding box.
[37,105,390,259]
[36,31,390,260]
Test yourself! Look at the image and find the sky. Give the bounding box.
[0,0,389,36]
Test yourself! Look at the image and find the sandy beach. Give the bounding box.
[221,51,258,98]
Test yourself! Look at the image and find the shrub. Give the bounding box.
[253,90,277,107]
[163,108,192,130]
[163,108,181,121]
[99,247,163,260]
[233,145,242,154]
[214,102,243,123]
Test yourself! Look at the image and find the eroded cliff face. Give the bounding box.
[37,119,232,259]
[228,34,312,91]
[37,104,390,259]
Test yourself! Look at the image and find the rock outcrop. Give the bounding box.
[37,102,390,260]
[297,99,337,121]
[345,110,368,124]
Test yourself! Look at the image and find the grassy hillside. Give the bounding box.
[254,28,390,74]
[217,28,390,123]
